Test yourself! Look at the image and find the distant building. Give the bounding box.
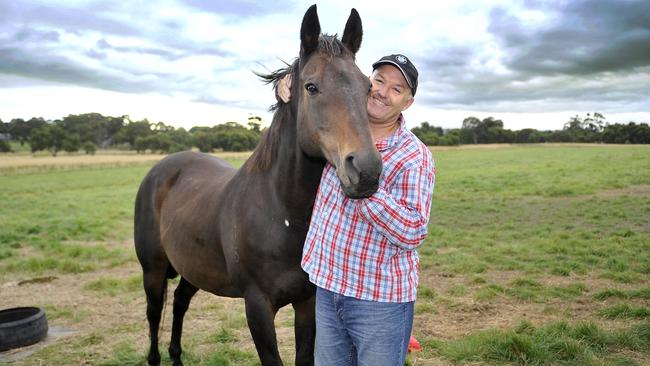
[0,133,11,141]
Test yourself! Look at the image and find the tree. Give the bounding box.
[193,131,215,152]
[247,115,262,133]
[8,119,29,145]
[562,112,606,142]
[460,116,480,144]
[114,119,153,147]
[583,112,606,133]
[602,122,650,144]
[62,133,81,153]
[30,124,67,156]
[439,129,460,146]
[0,118,8,134]
[165,128,193,152]
[59,113,126,147]
[515,128,547,143]
[412,122,443,146]
[459,116,511,144]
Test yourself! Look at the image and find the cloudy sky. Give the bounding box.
[1,0,649,131]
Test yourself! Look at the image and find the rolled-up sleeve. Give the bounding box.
[355,164,435,250]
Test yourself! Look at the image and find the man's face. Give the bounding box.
[367,64,414,124]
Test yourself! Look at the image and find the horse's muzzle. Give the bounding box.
[340,150,382,199]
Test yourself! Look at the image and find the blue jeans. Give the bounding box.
[315,287,414,366]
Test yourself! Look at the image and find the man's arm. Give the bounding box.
[354,163,435,250]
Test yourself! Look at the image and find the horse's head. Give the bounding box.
[294,5,382,199]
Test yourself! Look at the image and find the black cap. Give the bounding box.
[372,54,419,96]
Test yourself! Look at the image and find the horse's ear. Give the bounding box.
[341,8,362,55]
[300,4,321,57]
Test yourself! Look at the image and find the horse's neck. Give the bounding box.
[270,109,325,219]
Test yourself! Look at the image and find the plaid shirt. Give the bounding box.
[302,115,435,302]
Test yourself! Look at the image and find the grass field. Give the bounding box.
[1,145,649,365]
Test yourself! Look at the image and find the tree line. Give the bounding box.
[411,113,650,146]
[1,112,648,155]
[0,113,263,155]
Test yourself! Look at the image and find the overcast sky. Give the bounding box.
[1,0,649,131]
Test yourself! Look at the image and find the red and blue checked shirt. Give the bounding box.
[302,115,435,303]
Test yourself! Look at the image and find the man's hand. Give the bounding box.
[277,74,292,103]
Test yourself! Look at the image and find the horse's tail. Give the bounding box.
[134,153,183,271]
[135,154,186,361]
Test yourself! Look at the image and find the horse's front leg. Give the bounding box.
[292,295,316,366]
[245,289,282,366]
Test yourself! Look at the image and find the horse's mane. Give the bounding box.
[247,34,352,172]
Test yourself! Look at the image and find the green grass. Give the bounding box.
[84,275,142,296]
[7,141,32,153]
[0,164,148,277]
[3,144,650,365]
[428,320,650,365]
[100,340,143,366]
[599,303,650,319]
[0,155,246,279]
[427,145,650,281]
[594,287,650,301]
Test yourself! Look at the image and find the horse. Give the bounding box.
[134,5,382,366]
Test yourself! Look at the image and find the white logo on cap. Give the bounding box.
[395,55,408,64]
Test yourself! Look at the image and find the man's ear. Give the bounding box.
[402,97,414,112]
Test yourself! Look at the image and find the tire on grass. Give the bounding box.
[0,307,48,352]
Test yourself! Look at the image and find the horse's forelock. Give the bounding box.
[318,34,352,59]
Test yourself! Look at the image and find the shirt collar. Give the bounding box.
[375,114,406,152]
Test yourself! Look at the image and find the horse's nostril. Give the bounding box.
[344,154,360,185]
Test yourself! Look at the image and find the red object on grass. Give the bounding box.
[408,335,421,352]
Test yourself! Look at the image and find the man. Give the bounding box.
[279,54,435,366]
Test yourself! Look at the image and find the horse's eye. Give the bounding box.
[305,83,319,95]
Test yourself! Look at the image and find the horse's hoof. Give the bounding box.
[147,353,161,365]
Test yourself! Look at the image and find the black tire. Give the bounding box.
[0,307,49,352]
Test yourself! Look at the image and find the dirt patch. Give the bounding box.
[0,256,299,364]
[597,184,650,199]
[0,154,165,170]
[412,267,644,342]
[0,151,253,172]
[2,253,646,365]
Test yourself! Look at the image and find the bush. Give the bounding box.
[62,134,81,153]
[82,142,97,155]
[0,140,11,152]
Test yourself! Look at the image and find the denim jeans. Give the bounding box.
[315,286,414,366]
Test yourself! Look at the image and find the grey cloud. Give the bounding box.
[16,3,141,37]
[489,0,650,76]
[0,46,183,94]
[0,2,236,96]
[3,2,232,59]
[418,46,474,75]
[89,34,232,63]
[413,0,650,114]
[13,28,60,42]
[94,38,184,61]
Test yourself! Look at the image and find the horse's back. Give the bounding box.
[135,151,235,220]
[134,151,237,284]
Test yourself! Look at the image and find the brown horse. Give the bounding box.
[134,5,381,366]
